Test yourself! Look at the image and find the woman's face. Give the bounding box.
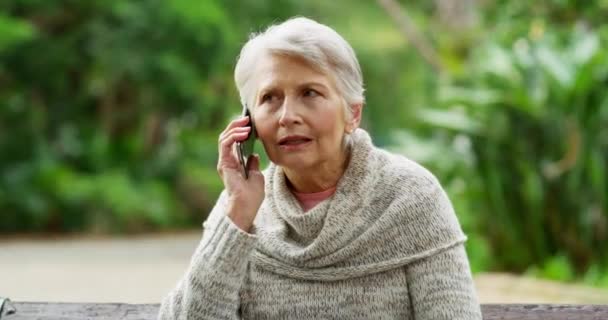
[251,54,352,172]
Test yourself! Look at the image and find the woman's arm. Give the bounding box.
[158,113,264,319]
[405,243,483,320]
[158,192,258,320]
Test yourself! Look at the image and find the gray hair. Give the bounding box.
[234,17,365,119]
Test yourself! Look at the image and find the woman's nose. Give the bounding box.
[278,98,302,126]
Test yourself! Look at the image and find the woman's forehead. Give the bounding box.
[255,54,334,91]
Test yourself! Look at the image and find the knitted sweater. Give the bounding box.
[158,128,483,319]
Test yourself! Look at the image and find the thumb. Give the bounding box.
[247,154,261,172]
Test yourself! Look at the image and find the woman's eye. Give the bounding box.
[304,89,319,97]
[261,94,273,103]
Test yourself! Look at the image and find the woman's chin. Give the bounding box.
[275,156,314,172]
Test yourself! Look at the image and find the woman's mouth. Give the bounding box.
[278,138,313,151]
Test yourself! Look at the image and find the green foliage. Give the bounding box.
[0,13,36,50]
[0,0,300,233]
[582,263,608,288]
[531,255,576,282]
[418,22,608,275]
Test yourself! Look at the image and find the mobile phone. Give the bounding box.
[236,105,257,179]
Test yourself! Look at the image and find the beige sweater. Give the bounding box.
[159,128,482,319]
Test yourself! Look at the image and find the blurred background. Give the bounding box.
[1,0,607,304]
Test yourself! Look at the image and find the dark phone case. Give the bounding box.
[236,107,257,179]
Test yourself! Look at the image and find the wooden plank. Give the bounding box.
[482,304,608,320]
[3,302,608,319]
[4,303,159,320]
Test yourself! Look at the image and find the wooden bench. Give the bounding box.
[2,302,608,319]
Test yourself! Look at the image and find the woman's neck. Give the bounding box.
[284,145,351,193]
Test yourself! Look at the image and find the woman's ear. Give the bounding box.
[346,103,363,133]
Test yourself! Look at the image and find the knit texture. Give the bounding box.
[159,128,483,319]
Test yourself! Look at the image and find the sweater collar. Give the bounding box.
[251,128,466,281]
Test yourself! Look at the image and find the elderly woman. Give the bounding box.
[159,17,482,319]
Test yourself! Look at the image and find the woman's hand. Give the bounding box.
[217,115,265,232]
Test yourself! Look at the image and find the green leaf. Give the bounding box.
[438,86,502,106]
[570,31,599,66]
[416,108,483,135]
[536,45,573,88]
[0,14,36,51]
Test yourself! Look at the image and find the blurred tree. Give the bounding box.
[401,0,608,279]
[0,0,300,233]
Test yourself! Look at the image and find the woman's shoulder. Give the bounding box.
[372,147,465,238]
[373,147,444,195]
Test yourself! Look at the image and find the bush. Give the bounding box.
[0,0,300,233]
[418,25,608,275]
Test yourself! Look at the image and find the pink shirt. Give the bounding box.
[291,186,337,212]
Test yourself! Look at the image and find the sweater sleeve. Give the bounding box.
[158,191,258,320]
[405,243,483,320]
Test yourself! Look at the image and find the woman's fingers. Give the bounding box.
[220,126,251,142]
[219,116,250,141]
[218,126,252,170]
[219,127,251,152]
[216,115,256,181]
